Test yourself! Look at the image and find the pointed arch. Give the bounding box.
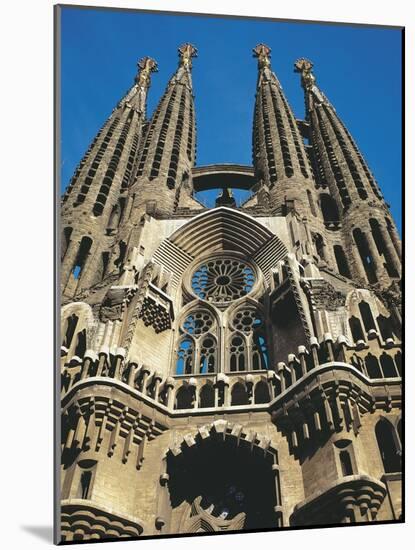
[254,380,270,404]
[152,207,289,292]
[199,383,215,408]
[231,382,249,406]
[375,418,401,473]
[164,420,280,532]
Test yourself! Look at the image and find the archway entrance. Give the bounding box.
[166,428,279,532]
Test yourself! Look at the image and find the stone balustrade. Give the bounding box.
[60,332,401,413]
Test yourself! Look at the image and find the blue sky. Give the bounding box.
[60,7,402,232]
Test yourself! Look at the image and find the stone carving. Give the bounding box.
[302,279,346,311]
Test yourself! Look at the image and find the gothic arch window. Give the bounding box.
[229,334,246,372]
[176,338,195,375]
[377,314,395,341]
[358,300,376,332]
[349,315,365,343]
[365,353,382,378]
[199,335,217,374]
[375,419,401,473]
[175,310,217,375]
[379,353,398,378]
[228,306,269,372]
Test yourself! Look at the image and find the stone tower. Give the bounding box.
[59,44,402,542]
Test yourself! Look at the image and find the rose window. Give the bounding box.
[191,259,255,303]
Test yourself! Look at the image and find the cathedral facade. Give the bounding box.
[59,43,402,542]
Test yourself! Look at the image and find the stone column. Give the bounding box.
[350,240,368,283]
[387,223,402,259]
[365,231,387,281]
[379,224,401,275]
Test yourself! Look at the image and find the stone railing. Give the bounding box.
[60,332,401,414]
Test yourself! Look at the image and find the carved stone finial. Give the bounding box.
[178,43,198,69]
[294,58,315,90]
[253,43,272,69]
[215,188,236,208]
[136,56,158,88]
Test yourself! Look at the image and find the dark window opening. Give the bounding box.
[375,420,401,473]
[101,251,110,281]
[353,228,377,283]
[114,241,127,270]
[380,353,398,378]
[175,386,194,410]
[339,450,354,476]
[334,245,351,278]
[365,353,382,379]
[199,385,215,408]
[62,227,73,260]
[349,316,365,343]
[377,314,394,341]
[76,460,97,500]
[72,236,93,280]
[313,233,326,262]
[320,194,340,224]
[63,314,78,349]
[74,329,86,358]
[254,381,270,404]
[80,470,92,499]
[231,383,249,406]
[358,301,376,332]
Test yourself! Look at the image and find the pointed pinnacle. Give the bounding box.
[253,44,272,69]
[178,43,198,70]
[294,58,315,90]
[135,57,158,88]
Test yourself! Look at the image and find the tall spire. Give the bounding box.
[295,58,401,286]
[129,43,199,216]
[294,57,384,206]
[118,56,158,115]
[252,44,314,214]
[60,57,157,299]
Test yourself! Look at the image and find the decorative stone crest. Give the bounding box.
[294,58,315,90]
[253,43,272,68]
[136,56,158,88]
[178,43,198,69]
